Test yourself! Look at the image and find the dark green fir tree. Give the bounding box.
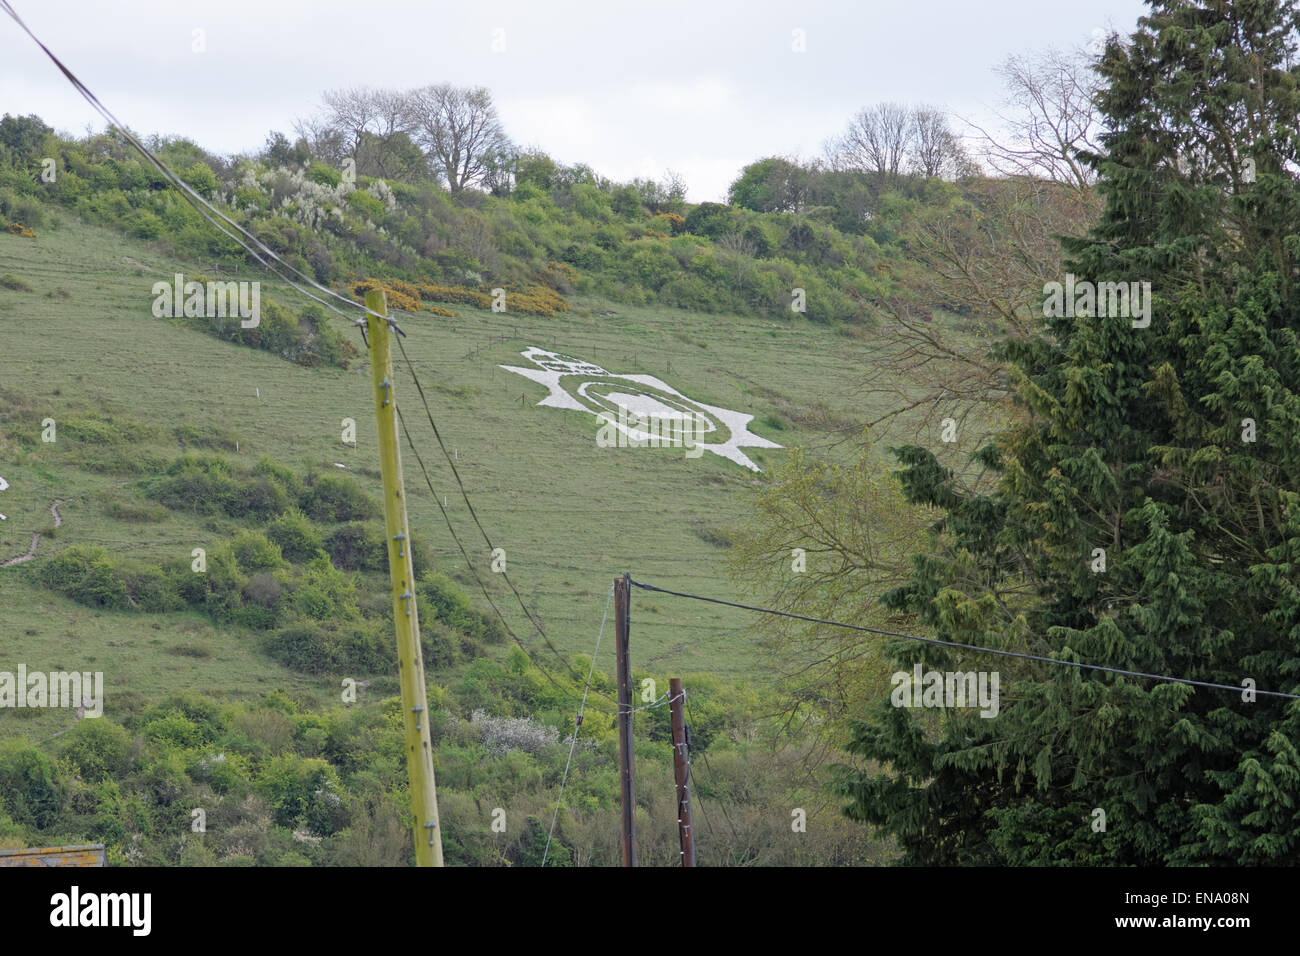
[838,0,1300,864]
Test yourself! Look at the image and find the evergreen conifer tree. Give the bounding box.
[839,0,1300,864]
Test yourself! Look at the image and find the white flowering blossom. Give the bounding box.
[238,164,355,232]
[460,709,561,756]
[365,178,399,213]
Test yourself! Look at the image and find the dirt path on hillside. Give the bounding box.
[0,498,66,567]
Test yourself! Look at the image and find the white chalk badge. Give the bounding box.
[500,348,781,471]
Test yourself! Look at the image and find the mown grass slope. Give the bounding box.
[0,210,905,740]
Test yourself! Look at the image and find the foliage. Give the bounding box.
[838,0,1300,865]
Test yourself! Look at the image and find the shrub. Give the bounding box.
[120,563,184,612]
[683,201,739,238]
[253,457,303,499]
[265,509,324,563]
[230,530,285,572]
[181,162,218,199]
[291,554,359,621]
[255,754,344,834]
[0,740,65,829]
[334,621,395,673]
[40,545,128,609]
[130,209,164,239]
[325,522,386,571]
[419,571,505,644]
[233,476,291,521]
[264,623,332,673]
[462,709,560,757]
[143,713,205,751]
[306,162,342,188]
[300,474,378,523]
[60,720,131,782]
[148,455,238,515]
[242,571,284,609]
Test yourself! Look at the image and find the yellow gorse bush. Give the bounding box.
[353,277,571,318]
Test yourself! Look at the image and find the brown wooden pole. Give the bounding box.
[614,573,637,866]
[669,677,696,867]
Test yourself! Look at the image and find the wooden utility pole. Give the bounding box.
[366,290,443,866]
[614,573,637,866]
[669,677,696,867]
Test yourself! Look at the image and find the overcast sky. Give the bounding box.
[3,0,1149,201]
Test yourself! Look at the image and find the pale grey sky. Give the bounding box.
[2,0,1149,201]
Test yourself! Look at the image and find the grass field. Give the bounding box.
[0,209,917,741]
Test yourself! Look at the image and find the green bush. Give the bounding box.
[300,474,378,523]
[335,622,395,673]
[264,623,332,673]
[347,189,386,221]
[130,209,164,239]
[253,457,303,498]
[684,201,739,238]
[143,713,206,751]
[256,754,345,834]
[265,509,324,563]
[0,740,66,830]
[60,719,132,782]
[148,455,238,515]
[230,530,285,572]
[120,563,184,612]
[419,571,506,645]
[40,545,128,609]
[292,554,359,621]
[325,522,386,571]
[181,162,218,199]
[0,189,43,230]
[306,161,342,188]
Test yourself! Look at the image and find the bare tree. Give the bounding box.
[910,106,972,180]
[831,102,914,179]
[295,86,413,174]
[967,48,1106,188]
[858,176,1102,445]
[317,87,396,154]
[405,84,512,193]
[291,113,347,167]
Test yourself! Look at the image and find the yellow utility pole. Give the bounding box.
[365,290,443,866]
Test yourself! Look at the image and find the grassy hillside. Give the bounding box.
[0,109,980,863]
[0,208,899,701]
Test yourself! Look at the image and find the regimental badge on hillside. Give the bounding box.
[499,347,781,471]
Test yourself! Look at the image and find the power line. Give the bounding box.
[394,404,617,711]
[393,333,613,698]
[629,578,1300,702]
[542,583,613,867]
[0,1,612,709]
[0,0,377,328]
